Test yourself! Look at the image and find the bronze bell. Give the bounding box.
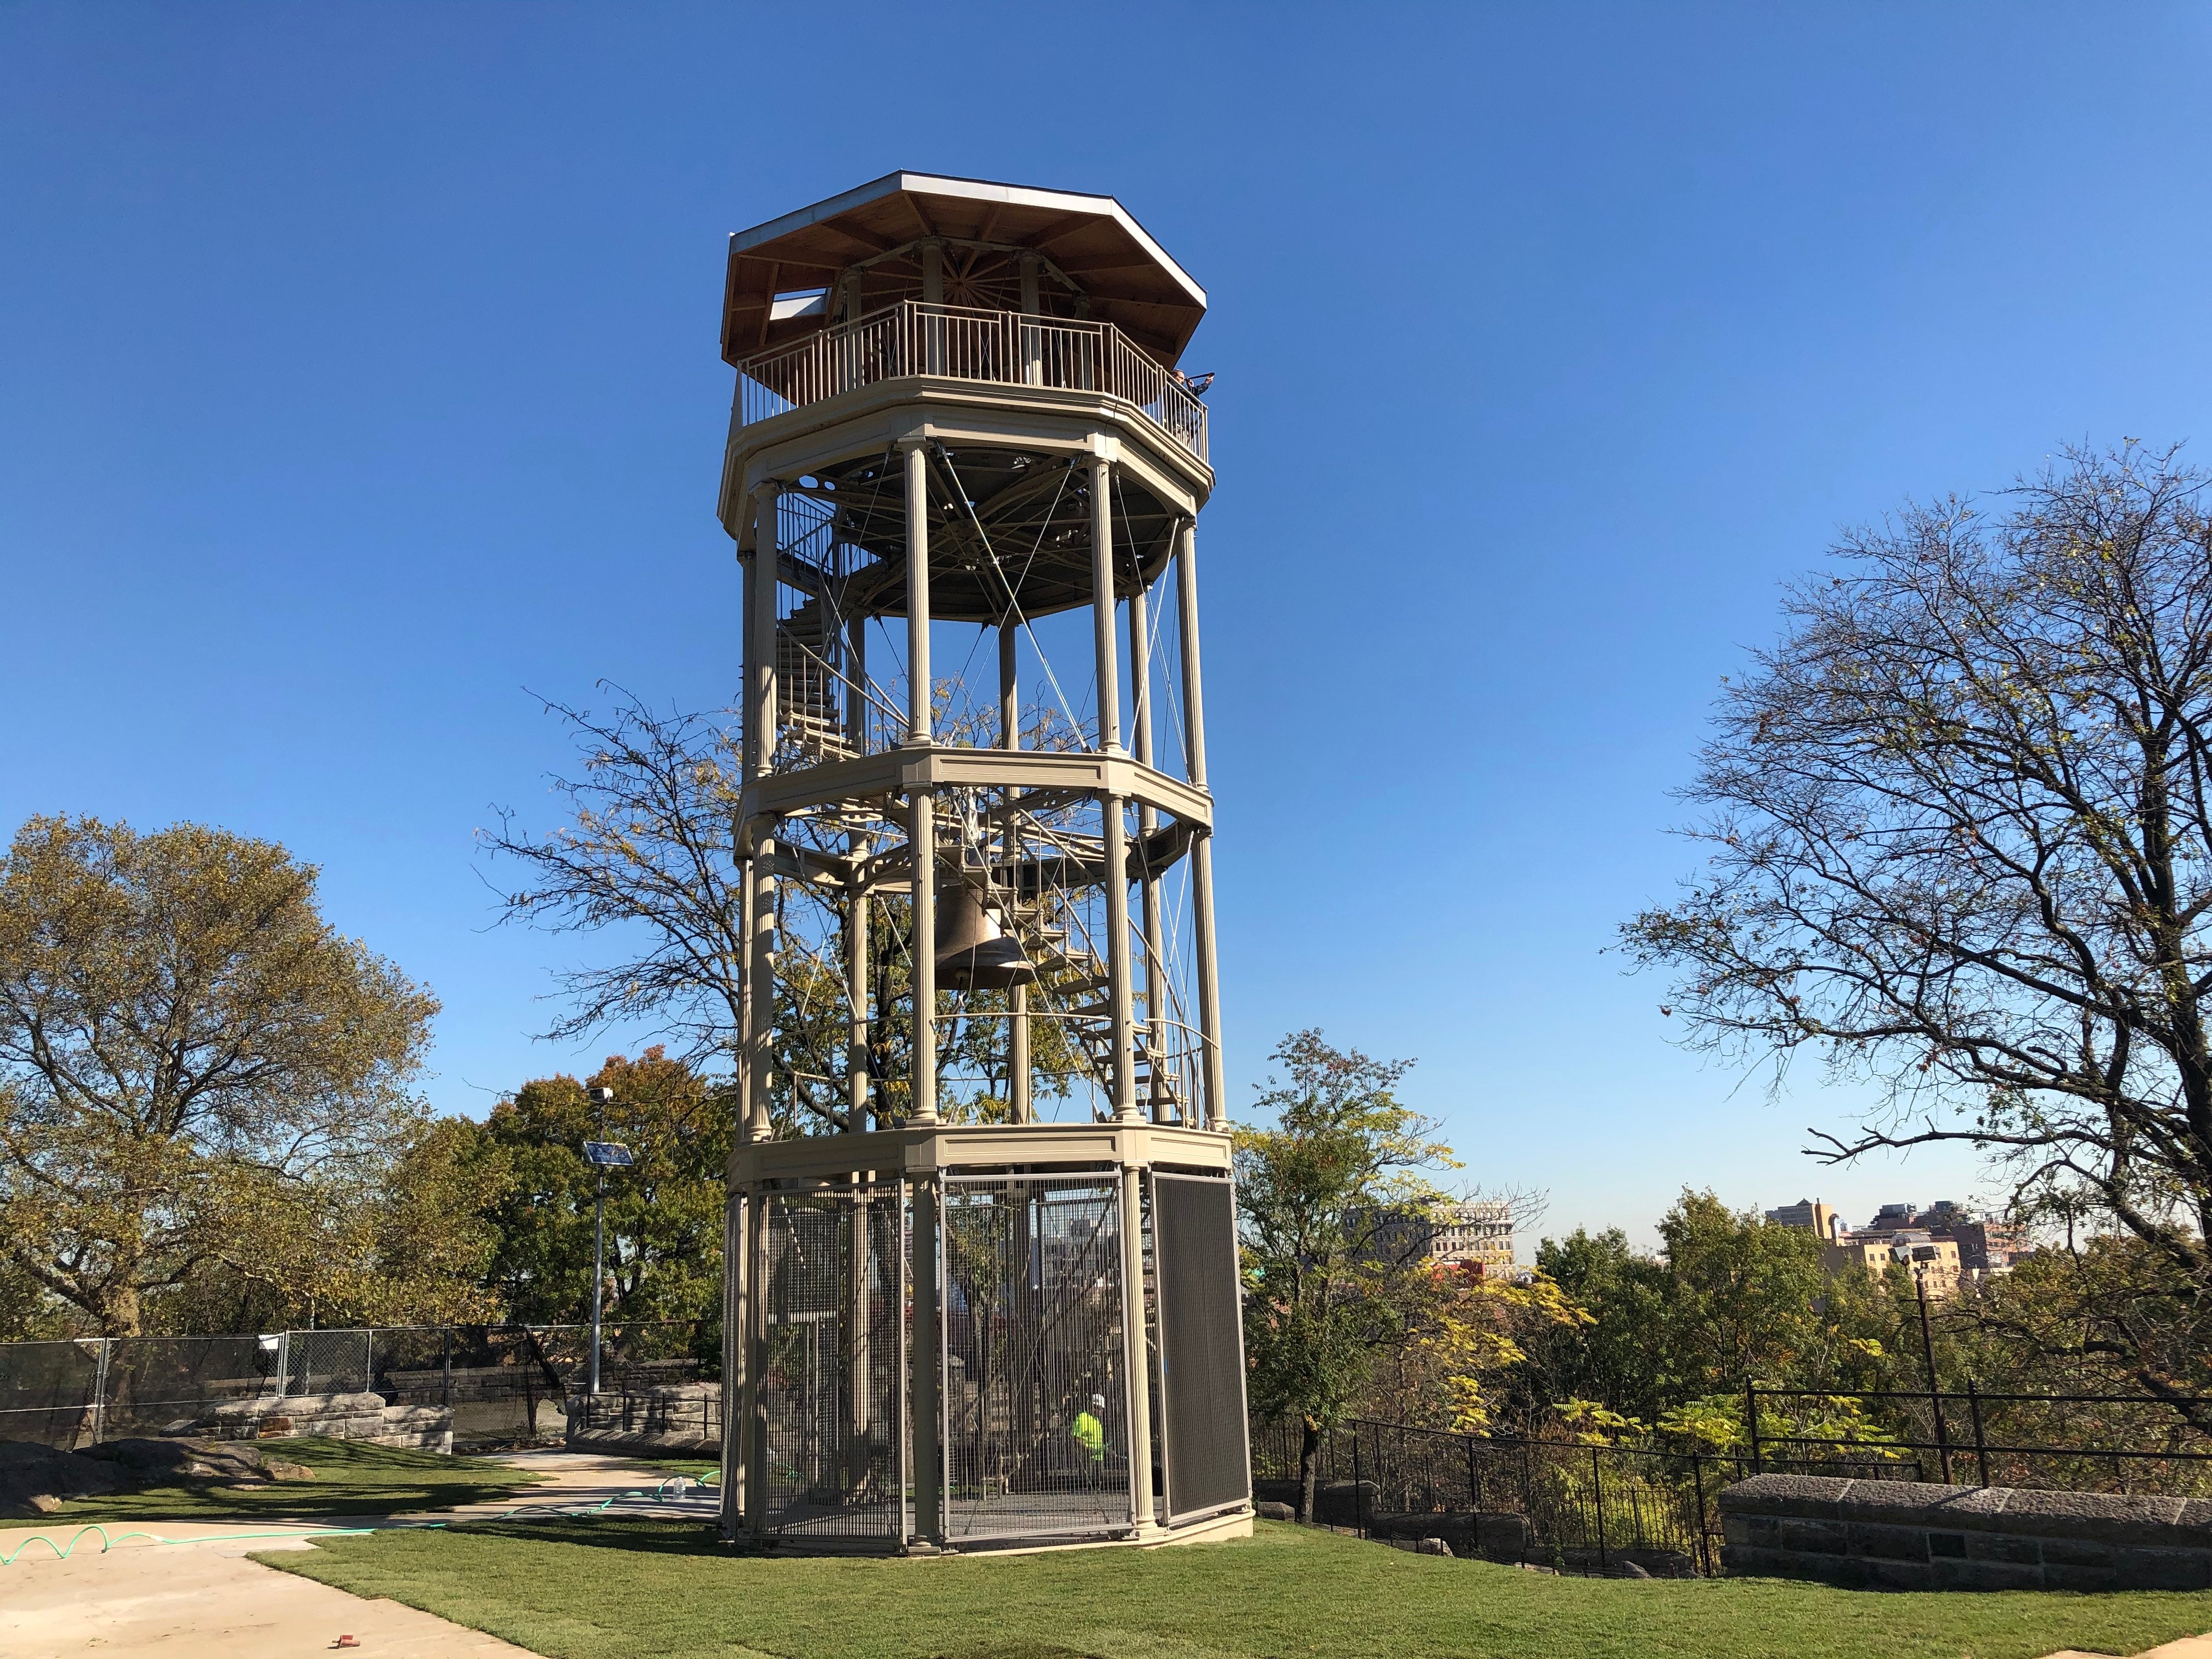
[935,883,1037,991]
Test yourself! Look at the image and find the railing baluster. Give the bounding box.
[733,301,1205,461]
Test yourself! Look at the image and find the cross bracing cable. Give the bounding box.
[928,447,1084,746]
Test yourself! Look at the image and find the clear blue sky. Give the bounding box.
[7,4,2210,1250]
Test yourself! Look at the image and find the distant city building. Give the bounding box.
[1426,1199,1516,1272]
[1364,1199,1515,1274]
[1824,1231,1963,1297]
[1764,1199,1846,1242]
[1921,1201,2033,1272]
[1773,1195,2031,1296]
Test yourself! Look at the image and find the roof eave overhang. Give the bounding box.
[730,170,1207,311]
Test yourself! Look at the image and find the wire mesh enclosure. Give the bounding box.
[725,1127,1252,1553]
[760,1186,905,1540]
[943,1175,1133,1543]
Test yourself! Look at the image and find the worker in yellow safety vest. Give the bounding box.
[1071,1393,1107,1468]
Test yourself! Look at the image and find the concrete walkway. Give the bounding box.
[0,1450,710,1659]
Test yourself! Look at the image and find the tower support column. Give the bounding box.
[910,792,938,1125]
[1001,619,1032,1124]
[1175,518,1227,1131]
[1119,1158,1157,1531]
[1104,795,1136,1122]
[1091,454,1120,753]
[909,1175,943,1544]
[740,1189,768,1531]
[1129,578,1167,1121]
[1092,450,1136,1124]
[846,876,870,1131]
[720,1191,746,1538]
[746,483,781,1144]
[847,605,872,1128]
[904,440,938,1127]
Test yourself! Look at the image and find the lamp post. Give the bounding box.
[582,1086,634,1400]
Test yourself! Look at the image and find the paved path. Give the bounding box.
[0,1450,710,1659]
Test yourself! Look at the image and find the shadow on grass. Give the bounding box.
[441,1518,739,1555]
[51,1437,544,1525]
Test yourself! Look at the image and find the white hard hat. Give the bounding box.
[1090,1393,1105,1410]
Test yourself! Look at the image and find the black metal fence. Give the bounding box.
[570,1385,722,1443]
[1251,1417,1757,1576]
[1255,1386,2212,1577]
[0,1322,708,1451]
[1746,1382,2212,1497]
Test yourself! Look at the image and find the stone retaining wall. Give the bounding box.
[1719,1474,2212,1591]
[188,1392,453,1454]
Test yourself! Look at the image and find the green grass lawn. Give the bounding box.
[261,1517,2212,1659]
[48,1438,545,1523]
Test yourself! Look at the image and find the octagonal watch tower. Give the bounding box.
[715,173,1248,1552]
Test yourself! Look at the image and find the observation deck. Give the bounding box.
[731,300,1208,464]
[715,172,1212,529]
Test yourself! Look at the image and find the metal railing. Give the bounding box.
[571,1385,721,1444]
[1252,1417,1757,1577]
[1746,1381,2212,1495]
[733,301,1209,463]
[1254,1389,2212,1578]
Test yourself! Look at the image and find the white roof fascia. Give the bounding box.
[730,171,1206,309]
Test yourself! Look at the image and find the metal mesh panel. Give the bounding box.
[760,1186,904,1538]
[283,1329,371,1397]
[104,1335,276,1436]
[1154,1173,1250,1521]
[0,1340,103,1447]
[0,1321,702,1452]
[941,1175,1133,1541]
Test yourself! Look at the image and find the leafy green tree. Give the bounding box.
[1528,1192,1897,1432]
[0,815,442,1335]
[473,1048,730,1330]
[1525,1226,1672,1422]
[1358,1262,1589,1436]
[150,1114,500,1333]
[1237,1030,1455,1520]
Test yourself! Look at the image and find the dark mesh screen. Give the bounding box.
[1154,1174,1250,1520]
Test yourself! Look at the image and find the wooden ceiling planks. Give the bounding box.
[723,174,1205,367]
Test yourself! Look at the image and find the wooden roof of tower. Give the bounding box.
[721,171,1207,368]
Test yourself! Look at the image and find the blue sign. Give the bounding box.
[583,1141,635,1167]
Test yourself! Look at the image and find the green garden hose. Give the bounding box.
[1,1523,376,1566]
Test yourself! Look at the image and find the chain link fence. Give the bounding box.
[0,1321,710,1451]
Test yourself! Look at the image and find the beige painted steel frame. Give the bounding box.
[721,379,1211,548]
[721,264,1232,1547]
